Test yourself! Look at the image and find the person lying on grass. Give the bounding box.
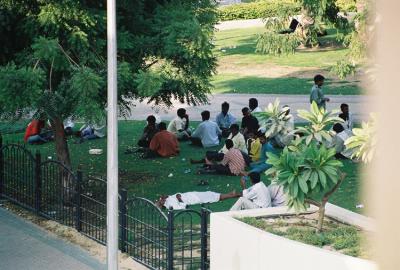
[156,191,238,210]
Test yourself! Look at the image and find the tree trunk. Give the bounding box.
[317,201,327,232]
[51,118,71,169]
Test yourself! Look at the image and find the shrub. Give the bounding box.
[217,1,301,21]
[336,0,357,12]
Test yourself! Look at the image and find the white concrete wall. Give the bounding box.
[210,205,377,270]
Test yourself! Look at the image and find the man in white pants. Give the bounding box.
[230,172,272,211]
[157,191,238,210]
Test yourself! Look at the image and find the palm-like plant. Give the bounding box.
[256,99,292,139]
[266,103,346,232]
[297,102,344,145]
[345,114,377,163]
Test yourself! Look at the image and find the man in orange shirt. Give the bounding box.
[24,119,49,144]
[146,122,179,158]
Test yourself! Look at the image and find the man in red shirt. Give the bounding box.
[24,119,48,144]
[146,122,179,158]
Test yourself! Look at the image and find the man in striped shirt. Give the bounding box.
[199,139,246,176]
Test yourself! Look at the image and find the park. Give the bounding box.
[0,0,395,270]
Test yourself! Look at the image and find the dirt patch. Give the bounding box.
[2,203,148,270]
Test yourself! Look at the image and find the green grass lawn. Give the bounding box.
[1,120,364,214]
[212,27,364,95]
[212,74,362,95]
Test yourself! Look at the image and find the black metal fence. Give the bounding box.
[0,137,210,270]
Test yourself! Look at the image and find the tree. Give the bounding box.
[266,102,345,232]
[256,0,373,79]
[0,0,218,168]
[256,0,342,54]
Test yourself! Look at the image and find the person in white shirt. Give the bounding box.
[167,108,191,140]
[272,105,295,148]
[190,110,221,148]
[190,124,248,165]
[63,117,75,136]
[339,103,354,130]
[327,123,354,159]
[230,172,272,211]
[156,191,238,210]
[268,184,287,207]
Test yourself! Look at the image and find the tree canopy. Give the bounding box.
[0,0,218,166]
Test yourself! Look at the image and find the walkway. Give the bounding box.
[215,18,264,30]
[124,94,371,123]
[0,207,106,270]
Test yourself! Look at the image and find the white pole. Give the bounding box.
[107,0,118,269]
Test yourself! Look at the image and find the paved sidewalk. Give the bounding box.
[124,94,371,123]
[215,18,264,30]
[0,207,106,270]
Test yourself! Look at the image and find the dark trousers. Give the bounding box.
[206,151,224,162]
[210,164,233,176]
[190,137,203,147]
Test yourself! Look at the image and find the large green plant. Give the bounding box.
[266,102,345,232]
[256,99,292,139]
[296,102,344,145]
[345,113,377,163]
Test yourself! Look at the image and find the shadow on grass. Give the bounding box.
[212,76,363,95]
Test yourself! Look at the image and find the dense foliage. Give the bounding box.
[217,0,300,21]
[345,113,377,163]
[266,103,345,231]
[0,0,218,166]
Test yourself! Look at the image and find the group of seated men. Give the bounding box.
[136,98,291,177]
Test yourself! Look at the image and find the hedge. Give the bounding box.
[218,1,301,21]
[217,0,357,22]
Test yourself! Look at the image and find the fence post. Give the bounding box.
[200,208,209,270]
[167,210,174,270]
[34,151,41,214]
[0,135,3,197]
[75,170,83,232]
[119,189,128,253]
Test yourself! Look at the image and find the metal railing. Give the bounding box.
[0,136,210,270]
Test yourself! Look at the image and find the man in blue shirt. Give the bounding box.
[216,102,236,138]
[190,110,221,148]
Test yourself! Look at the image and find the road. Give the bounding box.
[123,94,371,123]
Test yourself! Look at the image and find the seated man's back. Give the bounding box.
[150,124,179,157]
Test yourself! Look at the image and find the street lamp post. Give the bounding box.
[107,0,119,269]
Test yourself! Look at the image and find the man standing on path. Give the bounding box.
[310,74,330,109]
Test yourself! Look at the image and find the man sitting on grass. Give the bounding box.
[167,108,191,141]
[144,122,179,158]
[156,191,238,210]
[198,139,246,176]
[24,118,52,144]
[216,101,236,138]
[247,133,276,174]
[230,172,271,211]
[137,115,159,148]
[241,107,259,140]
[190,110,221,148]
[190,124,247,165]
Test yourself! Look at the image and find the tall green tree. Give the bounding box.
[0,0,218,168]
